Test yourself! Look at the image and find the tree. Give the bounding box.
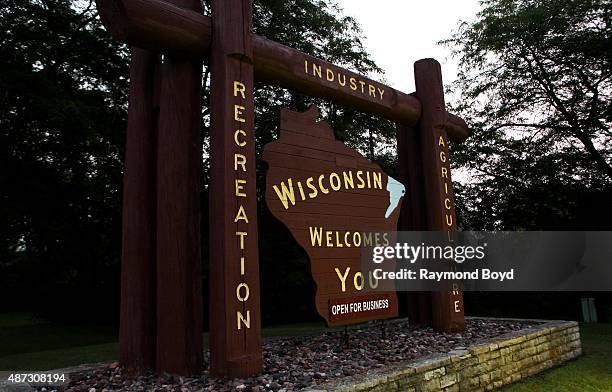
[443,0,612,230]
[0,0,128,319]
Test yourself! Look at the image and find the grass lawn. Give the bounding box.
[0,313,326,371]
[1,313,611,391]
[502,323,612,391]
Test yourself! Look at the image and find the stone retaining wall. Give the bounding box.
[312,319,582,392]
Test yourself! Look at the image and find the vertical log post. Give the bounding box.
[413,58,465,332]
[119,48,159,374]
[396,123,432,327]
[155,0,204,375]
[209,0,263,378]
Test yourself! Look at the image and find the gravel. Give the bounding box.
[42,318,535,392]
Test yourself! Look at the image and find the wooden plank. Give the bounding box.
[95,0,469,141]
[208,0,263,378]
[413,59,465,333]
[119,47,159,375]
[155,0,203,376]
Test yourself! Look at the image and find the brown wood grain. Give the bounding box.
[155,0,204,376]
[119,47,159,375]
[396,122,433,327]
[263,106,402,327]
[414,59,465,333]
[95,0,469,141]
[208,0,263,378]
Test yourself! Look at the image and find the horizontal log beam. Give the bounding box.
[96,0,469,141]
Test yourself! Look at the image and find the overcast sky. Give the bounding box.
[334,0,482,95]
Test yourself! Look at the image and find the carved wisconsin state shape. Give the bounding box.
[263,106,405,326]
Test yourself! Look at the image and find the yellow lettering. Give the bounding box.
[343,171,354,189]
[296,181,306,200]
[373,172,382,189]
[368,85,376,97]
[234,205,249,223]
[440,151,446,163]
[309,226,323,247]
[318,174,329,194]
[353,232,362,247]
[326,231,333,247]
[312,63,322,78]
[234,105,246,122]
[338,73,346,86]
[235,179,247,197]
[329,172,341,191]
[349,77,357,91]
[441,167,448,179]
[306,177,318,198]
[236,283,250,302]
[234,129,247,147]
[236,231,247,249]
[444,198,452,210]
[377,87,385,100]
[356,170,365,188]
[335,267,350,292]
[233,81,246,99]
[358,80,366,93]
[234,153,246,171]
[354,271,364,290]
[273,179,296,209]
[326,68,334,82]
[369,271,379,289]
[439,135,446,146]
[237,310,250,330]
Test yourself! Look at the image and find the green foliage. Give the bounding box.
[443,0,612,230]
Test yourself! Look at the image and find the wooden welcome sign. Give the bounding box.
[263,106,403,326]
[97,0,469,379]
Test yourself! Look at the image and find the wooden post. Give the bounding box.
[413,59,465,332]
[396,123,433,327]
[208,0,263,378]
[119,47,159,374]
[155,0,204,376]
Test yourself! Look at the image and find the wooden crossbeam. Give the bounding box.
[96,0,469,141]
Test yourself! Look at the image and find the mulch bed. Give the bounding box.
[41,318,535,392]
